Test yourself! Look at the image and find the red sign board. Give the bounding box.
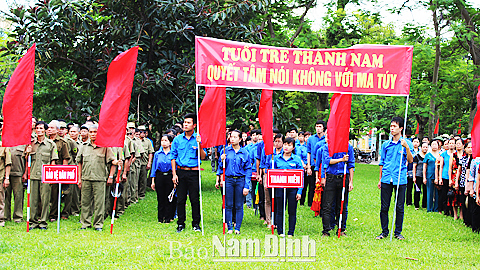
[42,165,78,184]
[266,169,304,188]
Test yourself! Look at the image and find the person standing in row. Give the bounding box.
[126,123,141,205]
[151,134,175,223]
[171,113,206,233]
[47,120,70,222]
[406,137,420,206]
[423,140,442,213]
[77,124,120,231]
[412,141,429,210]
[24,121,59,230]
[321,134,355,237]
[274,137,303,237]
[304,120,326,207]
[4,143,26,223]
[0,141,12,227]
[138,125,154,200]
[376,117,413,240]
[217,130,251,234]
[67,125,81,216]
[59,121,78,219]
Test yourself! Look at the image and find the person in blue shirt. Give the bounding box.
[217,130,251,234]
[260,133,283,228]
[150,134,175,223]
[376,117,413,240]
[170,113,207,233]
[423,139,441,213]
[305,120,326,207]
[320,134,355,237]
[274,137,303,237]
[245,130,260,209]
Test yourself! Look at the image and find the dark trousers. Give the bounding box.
[258,182,266,219]
[406,176,413,206]
[464,196,472,227]
[275,188,298,236]
[469,197,480,232]
[414,176,427,208]
[380,183,406,236]
[176,169,200,227]
[438,178,449,214]
[301,170,315,206]
[225,177,244,231]
[322,174,349,234]
[154,172,175,222]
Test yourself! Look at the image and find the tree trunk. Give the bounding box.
[428,1,441,139]
[316,93,328,120]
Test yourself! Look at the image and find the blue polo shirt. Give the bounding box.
[296,143,308,165]
[246,142,258,171]
[379,137,414,185]
[307,134,324,166]
[150,148,172,177]
[216,145,251,189]
[170,132,202,167]
[274,154,304,195]
[321,144,355,176]
[256,141,264,161]
[261,148,283,171]
[315,144,327,177]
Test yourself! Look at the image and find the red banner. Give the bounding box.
[195,37,413,96]
[42,165,78,184]
[259,89,273,155]
[266,169,304,188]
[199,86,226,148]
[96,47,139,147]
[328,94,352,156]
[1,44,35,147]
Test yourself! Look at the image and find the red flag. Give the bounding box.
[96,47,139,147]
[457,122,461,135]
[434,118,439,135]
[472,85,480,158]
[328,94,352,156]
[259,89,273,155]
[415,123,419,135]
[1,44,35,147]
[198,86,226,148]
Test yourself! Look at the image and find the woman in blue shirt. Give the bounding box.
[423,139,441,212]
[274,137,303,237]
[151,134,175,223]
[217,130,251,234]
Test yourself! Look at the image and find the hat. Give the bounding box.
[59,122,67,128]
[138,125,146,131]
[127,122,136,129]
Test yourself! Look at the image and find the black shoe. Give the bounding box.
[322,232,330,237]
[39,227,47,230]
[375,233,387,240]
[394,234,405,240]
[193,225,202,232]
[80,227,87,230]
[176,225,185,233]
[95,228,102,231]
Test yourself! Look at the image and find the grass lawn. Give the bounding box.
[1,163,479,269]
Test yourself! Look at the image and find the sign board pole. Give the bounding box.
[222,156,226,234]
[57,183,61,233]
[283,188,286,237]
[271,155,274,235]
[26,155,31,232]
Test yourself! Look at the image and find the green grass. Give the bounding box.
[1,163,479,269]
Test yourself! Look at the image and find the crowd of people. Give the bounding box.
[0,114,479,238]
[0,117,154,231]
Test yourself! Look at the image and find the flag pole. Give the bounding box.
[337,163,347,238]
[110,164,122,234]
[271,153,275,235]
[26,155,31,232]
[222,149,226,234]
[390,95,410,241]
[196,84,205,236]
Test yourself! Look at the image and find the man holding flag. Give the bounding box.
[376,117,413,240]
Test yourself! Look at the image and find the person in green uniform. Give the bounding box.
[138,125,154,200]
[118,133,134,215]
[24,121,59,230]
[127,123,142,205]
[60,123,79,219]
[5,144,26,223]
[0,142,12,227]
[77,124,120,231]
[47,120,70,222]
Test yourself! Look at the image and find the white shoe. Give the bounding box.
[227,230,233,234]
